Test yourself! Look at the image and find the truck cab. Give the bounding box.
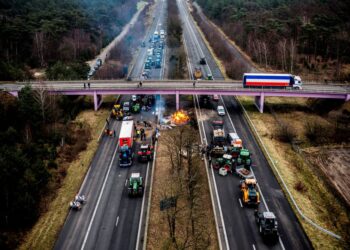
[293,75,303,89]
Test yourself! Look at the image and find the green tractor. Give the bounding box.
[128,173,144,197]
[237,149,252,170]
[131,103,141,113]
[212,154,233,171]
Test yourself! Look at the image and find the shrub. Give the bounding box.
[276,123,296,143]
[294,181,308,193]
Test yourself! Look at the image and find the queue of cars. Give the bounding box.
[142,29,165,78]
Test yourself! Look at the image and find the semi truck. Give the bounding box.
[119,121,134,167]
[243,73,302,89]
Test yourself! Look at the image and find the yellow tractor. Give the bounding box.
[194,67,202,79]
[240,178,260,207]
[111,104,124,120]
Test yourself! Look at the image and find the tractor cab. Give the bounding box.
[255,211,279,238]
[240,178,260,206]
[128,173,144,197]
[138,144,154,162]
[237,148,252,169]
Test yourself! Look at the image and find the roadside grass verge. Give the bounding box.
[238,96,350,249]
[19,103,110,250]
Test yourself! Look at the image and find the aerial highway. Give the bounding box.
[54,0,167,249]
[178,0,313,249]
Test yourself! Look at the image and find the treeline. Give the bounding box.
[0,88,91,249]
[0,0,138,80]
[196,0,350,79]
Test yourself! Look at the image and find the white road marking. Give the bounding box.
[238,198,243,208]
[115,216,119,227]
[252,244,256,250]
[125,179,128,187]
[80,142,119,250]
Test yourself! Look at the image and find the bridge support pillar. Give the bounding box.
[9,91,19,97]
[254,93,264,113]
[176,91,180,110]
[346,94,350,102]
[93,91,103,111]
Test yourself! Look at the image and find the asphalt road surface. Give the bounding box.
[54,0,167,249]
[179,0,313,249]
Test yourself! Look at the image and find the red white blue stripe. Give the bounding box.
[244,73,292,87]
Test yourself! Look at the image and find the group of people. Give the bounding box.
[84,82,91,88]
[135,126,147,141]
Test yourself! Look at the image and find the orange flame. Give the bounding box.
[171,110,190,125]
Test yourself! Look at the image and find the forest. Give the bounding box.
[0,88,92,249]
[196,0,350,80]
[0,0,138,80]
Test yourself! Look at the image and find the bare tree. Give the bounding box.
[33,81,50,123]
[290,39,296,73]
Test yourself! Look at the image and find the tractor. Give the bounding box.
[128,173,144,197]
[131,103,141,113]
[111,104,124,120]
[237,148,252,170]
[194,68,202,79]
[255,211,279,239]
[137,144,154,162]
[240,178,260,207]
[212,154,232,171]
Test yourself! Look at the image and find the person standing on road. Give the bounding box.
[88,82,91,88]
[193,81,196,87]
[84,83,86,88]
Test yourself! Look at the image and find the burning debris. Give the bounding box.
[171,110,190,125]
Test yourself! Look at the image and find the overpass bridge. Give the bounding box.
[1,80,349,112]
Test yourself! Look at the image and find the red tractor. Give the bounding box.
[137,144,154,162]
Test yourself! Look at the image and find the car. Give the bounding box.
[199,57,206,65]
[123,102,130,113]
[207,73,213,80]
[144,62,151,69]
[213,95,219,101]
[132,95,137,102]
[156,54,161,60]
[96,58,102,67]
[155,59,161,68]
[142,71,150,79]
[217,105,225,116]
[141,41,146,47]
[147,56,153,61]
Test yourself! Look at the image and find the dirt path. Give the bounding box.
[86,2,148,68]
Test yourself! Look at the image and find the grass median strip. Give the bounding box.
[147,127,218,249]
